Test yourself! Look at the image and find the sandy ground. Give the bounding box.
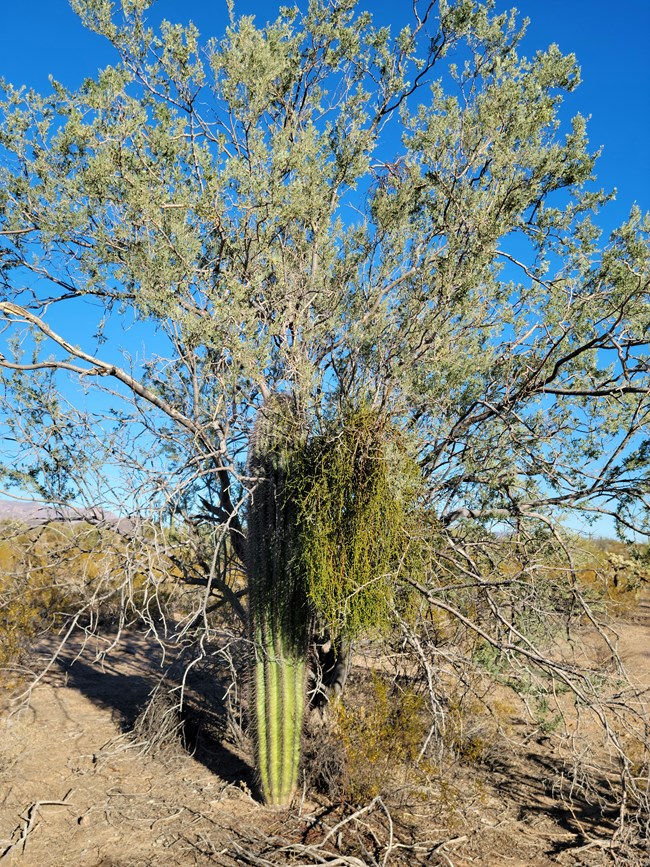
[1,595,648,866]
[0,632,266,866]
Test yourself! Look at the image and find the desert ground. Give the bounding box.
[1,593,649,867]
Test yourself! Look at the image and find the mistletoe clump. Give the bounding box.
[294,406,420,641]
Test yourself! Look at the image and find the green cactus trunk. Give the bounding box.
[252,625,306,805]
[247,399,310,806]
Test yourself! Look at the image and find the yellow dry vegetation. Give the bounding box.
[0,520,182,673]
[333,674,431,804]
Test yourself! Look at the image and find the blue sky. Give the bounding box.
[2,0,648,233]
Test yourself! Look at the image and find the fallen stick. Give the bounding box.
[0,789,74,859]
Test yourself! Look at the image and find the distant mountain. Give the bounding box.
[0,500,135,532]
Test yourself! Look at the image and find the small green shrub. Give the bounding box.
[333,674,430,804]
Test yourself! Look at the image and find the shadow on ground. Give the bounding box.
[56,645,258,795]
[487,741,619,857]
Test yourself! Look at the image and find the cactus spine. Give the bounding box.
[247,399,310,806]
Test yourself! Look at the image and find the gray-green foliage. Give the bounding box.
[1,0,648,538]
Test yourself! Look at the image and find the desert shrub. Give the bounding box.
[0,520,181,673]
[573,537,650,606]
[600,549,650,601]
[0,526,74,669]
[439,689,493,765]
[301,715,348,801]
[332,673,430,805]
[131,679,186,757]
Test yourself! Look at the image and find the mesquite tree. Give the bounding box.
[1,0,649,812]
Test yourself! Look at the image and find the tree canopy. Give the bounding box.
[1,0,648,542]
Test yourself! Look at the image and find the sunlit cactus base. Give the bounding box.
[253,631,306,806]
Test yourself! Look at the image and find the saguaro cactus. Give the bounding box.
[247,400,310,806]
[246,400,416,804]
